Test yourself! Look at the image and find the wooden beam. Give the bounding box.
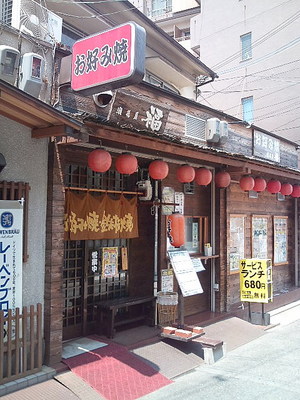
[32,125,75,138]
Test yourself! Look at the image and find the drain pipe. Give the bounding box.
[295,198,299,287]
[153,180,159,297]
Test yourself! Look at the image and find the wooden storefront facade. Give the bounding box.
[44,82,300,365]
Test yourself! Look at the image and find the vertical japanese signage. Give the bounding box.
[71,22,146,95]
[90,250,99,273]
[253,131,280,163]
[0,200,23,335]
[240,259,273,303]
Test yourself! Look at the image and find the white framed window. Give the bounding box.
[241,32,252,61]
[242,96,253,123]
[151,0,172,18]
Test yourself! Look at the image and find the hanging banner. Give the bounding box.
[64,191,139,240]
[102,247,118,278]
[240,258,273,303]
[0,200,23,338]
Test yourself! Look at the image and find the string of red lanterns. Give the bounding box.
[87,151,300,196]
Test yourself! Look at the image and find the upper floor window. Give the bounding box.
[240,32,252,61]
[150,0,172,18]
[242,96,253,123]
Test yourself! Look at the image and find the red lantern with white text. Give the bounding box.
[239,175,254,191]
[149,160,169,180]
[215,171,231,188]
[280,183,293,196]
[267,180,281,194]
[291,185,300,198]
[88,149,112,173]
[253,177,266,192]
[176,165,195,183]
[167,213,185,248]
[115,153,138,175]
[195,168,212,186]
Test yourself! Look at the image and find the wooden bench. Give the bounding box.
[195,337,226,364]
[98,296,156,338]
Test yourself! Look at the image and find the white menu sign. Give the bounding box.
[168,250,203,297]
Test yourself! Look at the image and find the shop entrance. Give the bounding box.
[63,239,128,340]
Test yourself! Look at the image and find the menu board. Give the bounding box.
[229,215,245,271]
[274,216,288,264]
[168,250,203,297]
[252,216,268,259]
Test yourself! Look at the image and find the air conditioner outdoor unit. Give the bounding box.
[0,45,20,85]
[11,0,62,44]
[19,52,45,97]
[219,121,229,144]
[205,118,220,143]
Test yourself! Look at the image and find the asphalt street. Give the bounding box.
[139,305,300,400]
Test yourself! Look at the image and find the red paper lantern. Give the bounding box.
[215,171,231,188]
[87,149,112,173]
[195,168,212,186]
[115,153,138,175]
[280,183,293,196]
[167,213,185,248]
[176,165,195,183]
[239,175,254,191]
[253,177,266,192]
[148,160,169,180]
[291,184,300,198]
[267,180,281,194]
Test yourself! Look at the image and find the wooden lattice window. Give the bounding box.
[0,181,30,262]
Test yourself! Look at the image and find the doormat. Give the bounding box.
[62,341,172,400]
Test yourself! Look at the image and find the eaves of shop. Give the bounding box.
[0,79,82,136]
[58,112,300,183]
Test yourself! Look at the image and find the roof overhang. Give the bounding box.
[0,79,82,138]
[45,0,216,86]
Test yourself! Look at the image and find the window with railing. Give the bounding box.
[0,0,13,25]
[150,0,172,18]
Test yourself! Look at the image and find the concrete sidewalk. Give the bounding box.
[1,299,300,399]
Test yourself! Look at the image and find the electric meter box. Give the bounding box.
[0,45,20,85]
[19,53,45,97]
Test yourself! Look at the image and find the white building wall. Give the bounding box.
[173,0,199,13]
[195,0,300,142]
[0,116,48,309]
